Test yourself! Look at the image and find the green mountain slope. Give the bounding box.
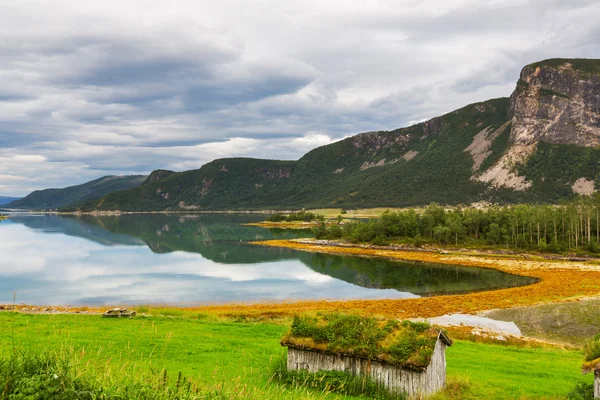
[0,196,21,206]
[8,175,147,210]
[73,58,600,211]
[76,98,512,211]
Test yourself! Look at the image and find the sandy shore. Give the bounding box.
[180,239,600,319]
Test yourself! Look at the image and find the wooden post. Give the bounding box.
[595,370,599,399]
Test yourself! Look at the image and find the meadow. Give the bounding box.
[0,313,593,399]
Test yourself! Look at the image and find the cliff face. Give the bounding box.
[475,59,600,192]
[509,59,600,146]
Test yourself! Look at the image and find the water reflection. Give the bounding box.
[0,214,537,305]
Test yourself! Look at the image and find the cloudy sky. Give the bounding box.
[1,0,599,196]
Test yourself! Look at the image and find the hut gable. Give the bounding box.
[583,335,600,399]
[281,314,452,397]
[582,359,600,399]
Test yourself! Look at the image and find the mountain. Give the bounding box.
[0,197,21,206]
[7,175,147,210]
[75,58,600,212]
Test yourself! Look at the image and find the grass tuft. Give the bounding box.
[270,352,403,399]
[0,347,206,399]
[583,334,600,362]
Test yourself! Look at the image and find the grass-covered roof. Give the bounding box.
[582,334,600,374]
[281,313,451,371]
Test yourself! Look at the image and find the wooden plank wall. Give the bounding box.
[287,340,447,397]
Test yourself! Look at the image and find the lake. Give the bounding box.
[0,214,537,306]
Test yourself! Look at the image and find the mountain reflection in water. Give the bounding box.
[0,214,537,305]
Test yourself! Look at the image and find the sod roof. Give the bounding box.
[582,358,600,374]
[281,313,451,371]
[583,334,600,374]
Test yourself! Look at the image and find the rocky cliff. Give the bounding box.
[510,59,600,146]
[476,59,600,192]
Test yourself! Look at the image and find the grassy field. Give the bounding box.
[0,313,592,399]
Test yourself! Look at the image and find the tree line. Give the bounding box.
[269,210,325,222]
[314,196,600,253]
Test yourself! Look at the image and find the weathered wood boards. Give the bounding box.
[287,337,448,397]
[595,370,599,399]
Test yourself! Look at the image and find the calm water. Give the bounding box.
[0,214,537,306]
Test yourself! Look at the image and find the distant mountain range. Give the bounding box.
[6,175,146,210]
[16,58,600,212]
[0,197,21,206]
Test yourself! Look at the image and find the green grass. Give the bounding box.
[445,341,592,399]
[0,313,593,399]
[271,355,401,400]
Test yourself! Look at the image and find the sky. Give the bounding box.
[1,0,599,196]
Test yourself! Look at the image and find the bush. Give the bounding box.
[0,349,210,400]
[327,224,343,239]
[268,213,286,222]
[567,381,594,400]
[313,222,328,239]
[584,333,600,362]
[269,211,324,222]
[372,234,390,246]
[587,241,600,253]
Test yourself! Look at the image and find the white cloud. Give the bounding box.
[1,0,599,195]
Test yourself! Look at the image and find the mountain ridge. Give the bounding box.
[8,175,147,210]
[62,58,600,211]
[0,196,21,206]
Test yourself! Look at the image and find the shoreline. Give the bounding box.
[0,207,397,218]
[189,239,600,319]
[0,209,297,216]
[5,240,600,321]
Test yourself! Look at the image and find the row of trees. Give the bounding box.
[269,210,325,223]
[315,196,600,253]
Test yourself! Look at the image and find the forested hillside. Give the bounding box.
[8,175,146,210]
[0,196,20,206]
[76,98,513,211]
[67,58,600,211]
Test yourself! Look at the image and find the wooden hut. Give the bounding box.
[583,359,600,399]
[281,314,452,398]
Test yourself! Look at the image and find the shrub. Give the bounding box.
[0,349,209,400]
[269,211,324,222]
[268,213,286,222]
[567,381,594,400]
[584,333,600,362]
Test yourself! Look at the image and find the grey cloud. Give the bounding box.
[1,0,599,195]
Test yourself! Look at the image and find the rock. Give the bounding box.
[510,60,600,147]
